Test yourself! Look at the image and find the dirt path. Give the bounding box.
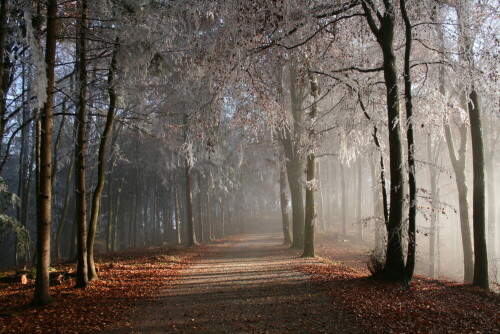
[108,233,361,333]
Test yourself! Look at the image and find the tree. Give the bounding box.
[32,0,57,306]
[0,0,8,156]
[456,0,488,289]
[361,0,406,282]
[400,0,416,283]
[87,42,119,281]
[74,0,89,289]
[278,158,292,245]
[302,68,319,257]
[184,116,197,247]
[285,62,305,249]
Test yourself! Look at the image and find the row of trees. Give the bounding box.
[224,0,497,288]
[0,0,497,306]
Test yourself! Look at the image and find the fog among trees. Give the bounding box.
[0,0,498,310]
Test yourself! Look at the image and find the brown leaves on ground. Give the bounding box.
[0,245,202,334]
[302,232,500,334]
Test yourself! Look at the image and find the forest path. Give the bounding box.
[108,233,361,333]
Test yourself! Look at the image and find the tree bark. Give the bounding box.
[340,162,347,237]
[287,62,305,249]
[32,0,57,306]
[303,69,318,257]
[400,0,416,283]
[74,0,89,289]
[279,162,292,244]
[207,192,214,241]
[362,1,406,282]
[175,185,182,245]
[0,0,8,159]
[184,116,197,246]
[87,43,118,281]
[356,157,363,239]
[185,162,197,246]
[56,153,74,262]
[437,2,474,280]
[427,134,438,278]
[468,90,489,289]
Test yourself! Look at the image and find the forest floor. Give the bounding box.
[0,230,499,333]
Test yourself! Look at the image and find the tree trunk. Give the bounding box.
[317,161,326,230]
[16,64,31,266]
[132,150,139,248]
[0,0,8,158]
[112,178,123,251]
[74,0,89,289]
[302,69,318,257]
[106,169,113,252]
[87,43,118,281]
[468,90,489,289]
[279,163,292,244]
[340,162,347,237]
[185,162,197,246]
[56,154,74,262]
[371,158,383,254]
[175,185,182,245]
[32,0,57,306]
[197,178,205,243]
[485,144,496,259]
[401,0,416,283]
[287,62,305,249]
[427,134,438,278]
[207,192,214,241]
[356,157,363,239]
[362,1,406,282]
[441,80,474,282]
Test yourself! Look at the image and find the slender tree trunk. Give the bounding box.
[185,162,197,246]
[357,157,363,239]
[112,178,123,251]
[207,192,214,241]
[340,162,347,237]
[184,115,197,246]
[400,0,416,283]
[106,169,113,252]
[279,162,292,244]
[151,177,158,246]
[175,185,182,245]
[441,73,474,282]
[317,161,326,230]
[74,0,89,289]
[427,134,438,278]
[51,102,67,189]
[87,44,118,281]
[196,178,204,243]
[358,95,389,234]
[132,151,139,248]
[221,202,225,237]
[371,158,383,254]
[287,63,305,249]
[56,154,74,262]
[32,0,57,306]
[455,1,489,288]
[16,65,31,266]
[0,0,8,158]
[303,69,318,257]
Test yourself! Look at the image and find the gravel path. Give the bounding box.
[108,233,361,333]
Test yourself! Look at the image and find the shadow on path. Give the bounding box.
[107,233,361,333]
